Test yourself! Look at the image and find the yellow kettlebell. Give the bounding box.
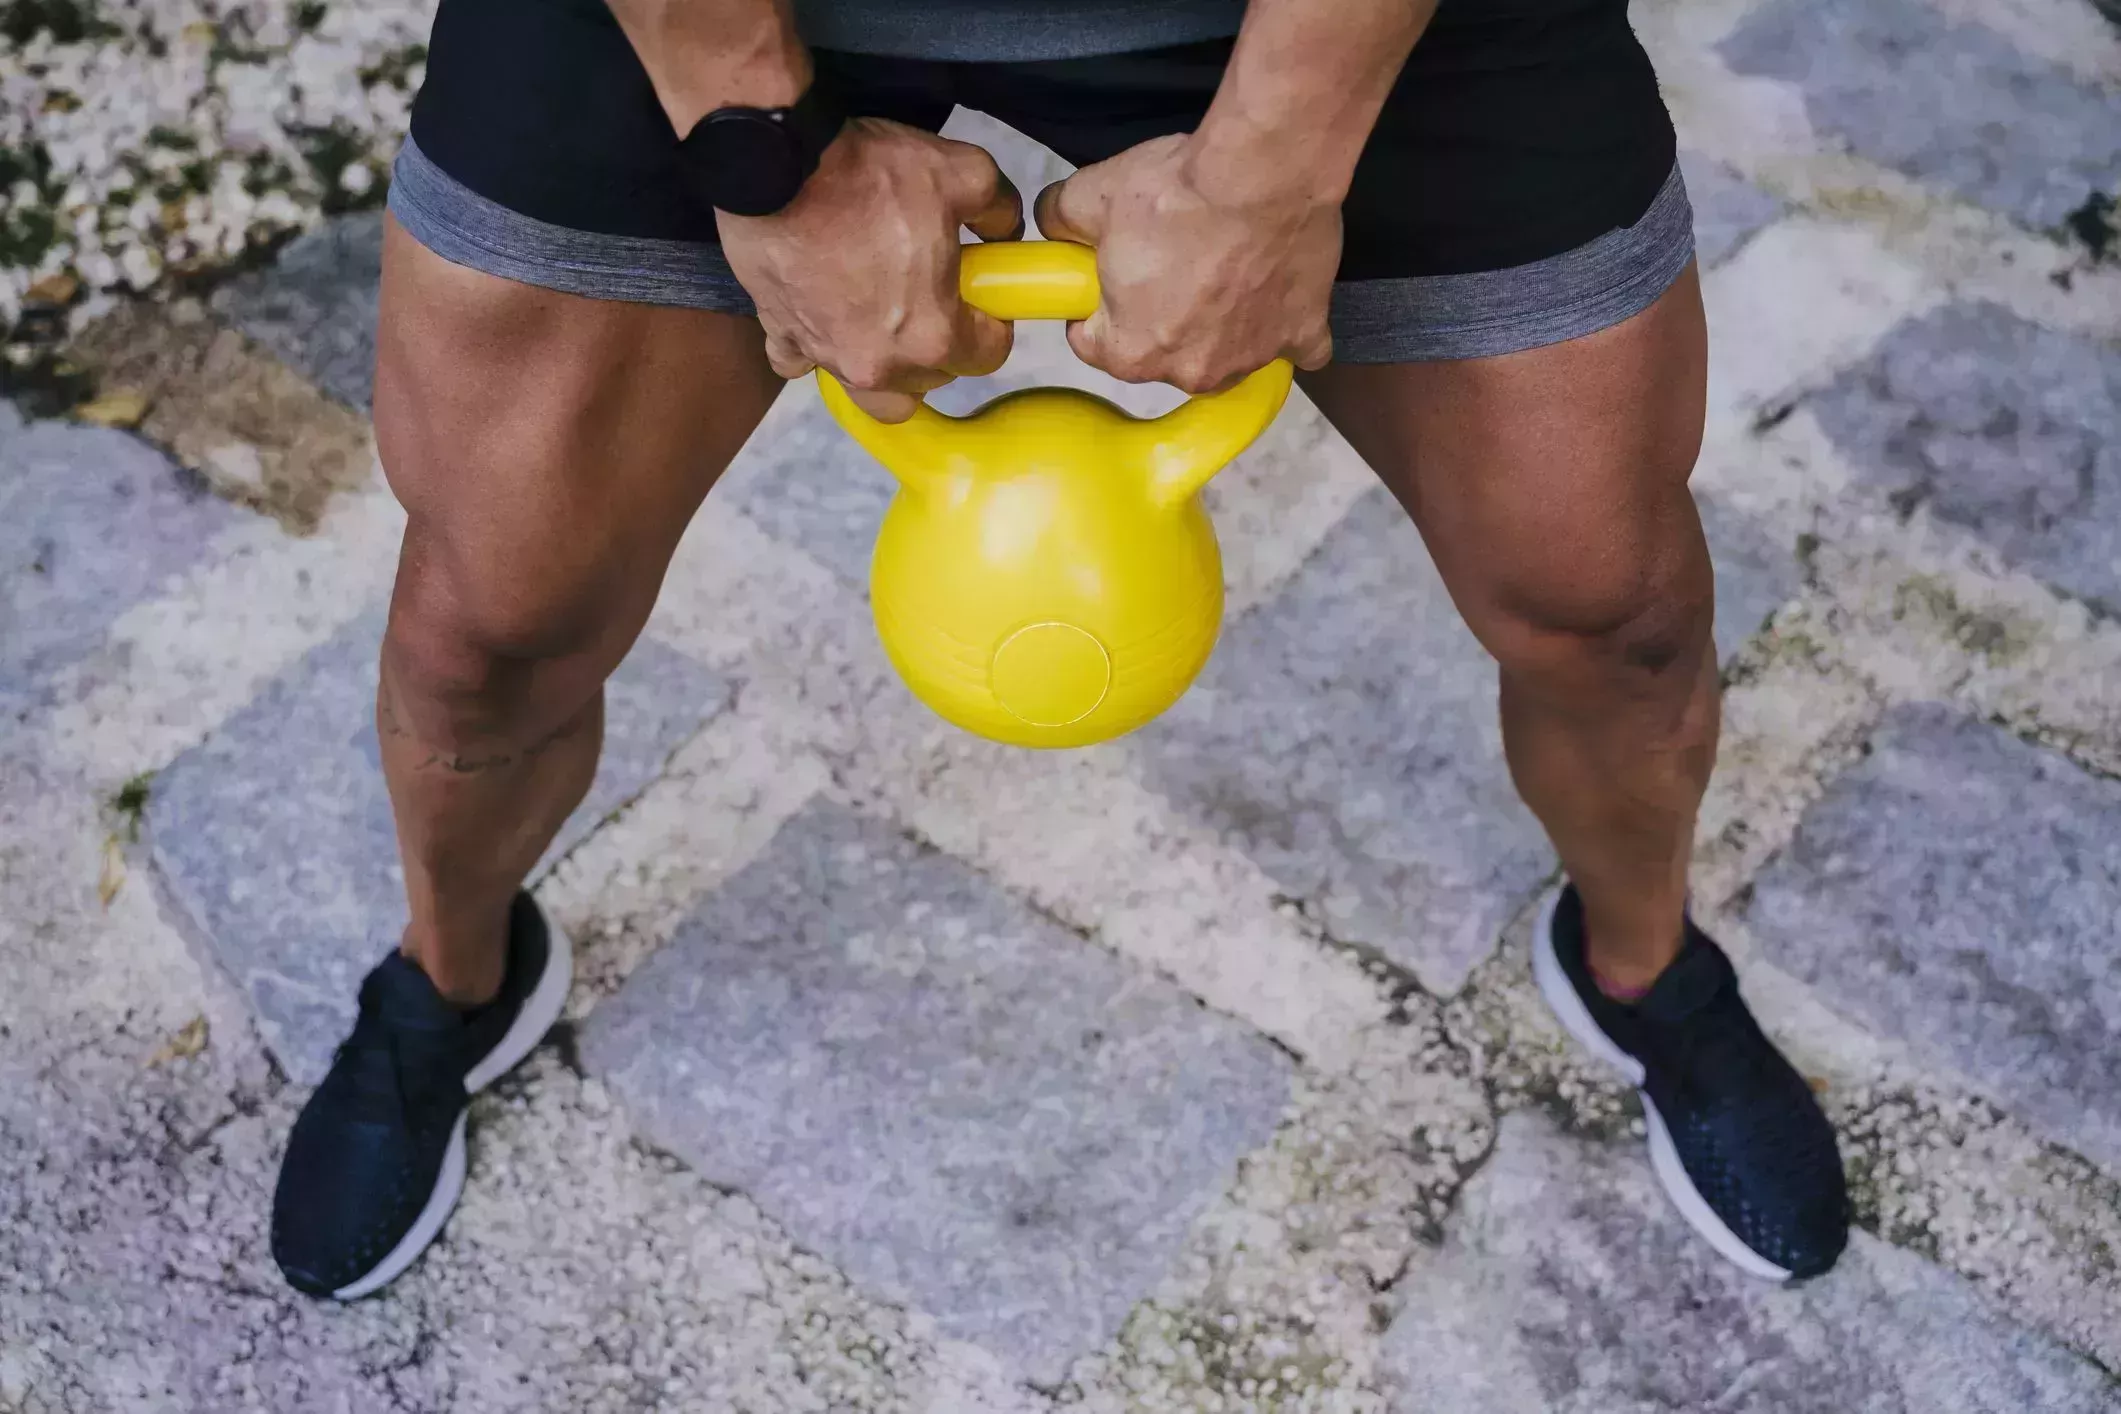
[818,240,1293,749]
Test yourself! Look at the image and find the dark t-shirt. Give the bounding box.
[791,0,1625,61]
[793,0,1246,59]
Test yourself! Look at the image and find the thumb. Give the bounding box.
[1294,320,1334,372]
[951,149,1024,242]
[1032,167,1108,246]
[1064,306,1125,380]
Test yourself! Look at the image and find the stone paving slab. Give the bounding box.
[1129,482,1798,994]
[1680,150,1787,269]
[720,391,898,586]
[1744,704,2121,1174]
[1721,0,2121,232]
[1133,485,1549,994]
[211,211,386,412]
[1808,300,2121,612]
[577,799,1294,1385]
[1698,487,1804,660]
[1384,1114,2120,1414]
[150,607,730,1083]
[1,405,236,703]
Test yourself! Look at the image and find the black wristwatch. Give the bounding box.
[678,80,846,218]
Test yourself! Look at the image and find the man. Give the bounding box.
[270,0,1850,1300]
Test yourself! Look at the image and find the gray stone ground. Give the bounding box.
[5,0,2121,1409]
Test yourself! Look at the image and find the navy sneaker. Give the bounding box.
[271,892,571,1298]
[1533,882,1849,1281]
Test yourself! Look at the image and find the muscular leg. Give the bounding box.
[1302,267,1712,992]
[372,216,783,1003]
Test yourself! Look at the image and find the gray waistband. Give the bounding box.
[388,137,755,314]
[389,137,1694,365]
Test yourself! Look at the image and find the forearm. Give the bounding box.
[603,0,812,134]
[1189,0,1438,203]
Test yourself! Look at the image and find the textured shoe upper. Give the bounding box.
[271,955,472,1294]
[270,898,549,1297]
[1553,885,1851,1279]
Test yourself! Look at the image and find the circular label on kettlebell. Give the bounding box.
[990,622,1112,728]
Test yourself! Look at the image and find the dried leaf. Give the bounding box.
[24,271,80,307]
[148,1016,210,1067]
[97,835,125,908]
[74,390,153,430]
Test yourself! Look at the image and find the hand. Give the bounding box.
[718,118,1024,422]
[1034,133,1339,393]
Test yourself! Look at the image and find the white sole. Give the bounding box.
[1531,885,1793,1284]
[331,1111,467,1300]
[330,904,574,1301]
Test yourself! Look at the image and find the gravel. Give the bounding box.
[0,0,430,338]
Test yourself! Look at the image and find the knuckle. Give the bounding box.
[1117,352,1164,384]
[949,146,1000,196]
[903,321,957,369]
[839,355,893,390]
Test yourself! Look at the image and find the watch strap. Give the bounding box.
[676,76,846,218]
[780,77,846,177]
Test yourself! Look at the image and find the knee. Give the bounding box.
[1468,524,1715,699]
[382,520,638,743]
[408,537,624,662]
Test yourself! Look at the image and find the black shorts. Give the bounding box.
[394,0,1693,362]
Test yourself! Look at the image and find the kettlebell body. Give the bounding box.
[821,241,1292,749]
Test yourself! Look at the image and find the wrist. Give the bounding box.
[677,35,813,131]
[608,2,813,135]
[1183,113,1361,208]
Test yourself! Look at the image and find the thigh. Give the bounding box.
[374,213,783,654]
[1299,264,1710,655]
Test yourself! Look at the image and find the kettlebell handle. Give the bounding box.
[819,240,1294,509]
[957,239,1101,321]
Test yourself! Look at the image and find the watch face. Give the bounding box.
[691,109,805,217]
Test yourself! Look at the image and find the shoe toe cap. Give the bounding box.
[271,1111,434,1296]
[1680,1100,1851,1279]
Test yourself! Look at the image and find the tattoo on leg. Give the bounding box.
[377,682,594,776]
[377,690,411,742]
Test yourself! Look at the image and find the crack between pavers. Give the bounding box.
[1256,884,1536,1289]
[160,1264,288,1308]
[167,1076,280,1160]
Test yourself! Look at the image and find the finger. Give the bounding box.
[848,387,924,424]
[1065,308,1143,382]
[1033,167,1107,245]
[944,302,1013,378]
[1293,323,1334,372]
[949,146,1024,241]
[836,358,955,396]
[764,334,816,382]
